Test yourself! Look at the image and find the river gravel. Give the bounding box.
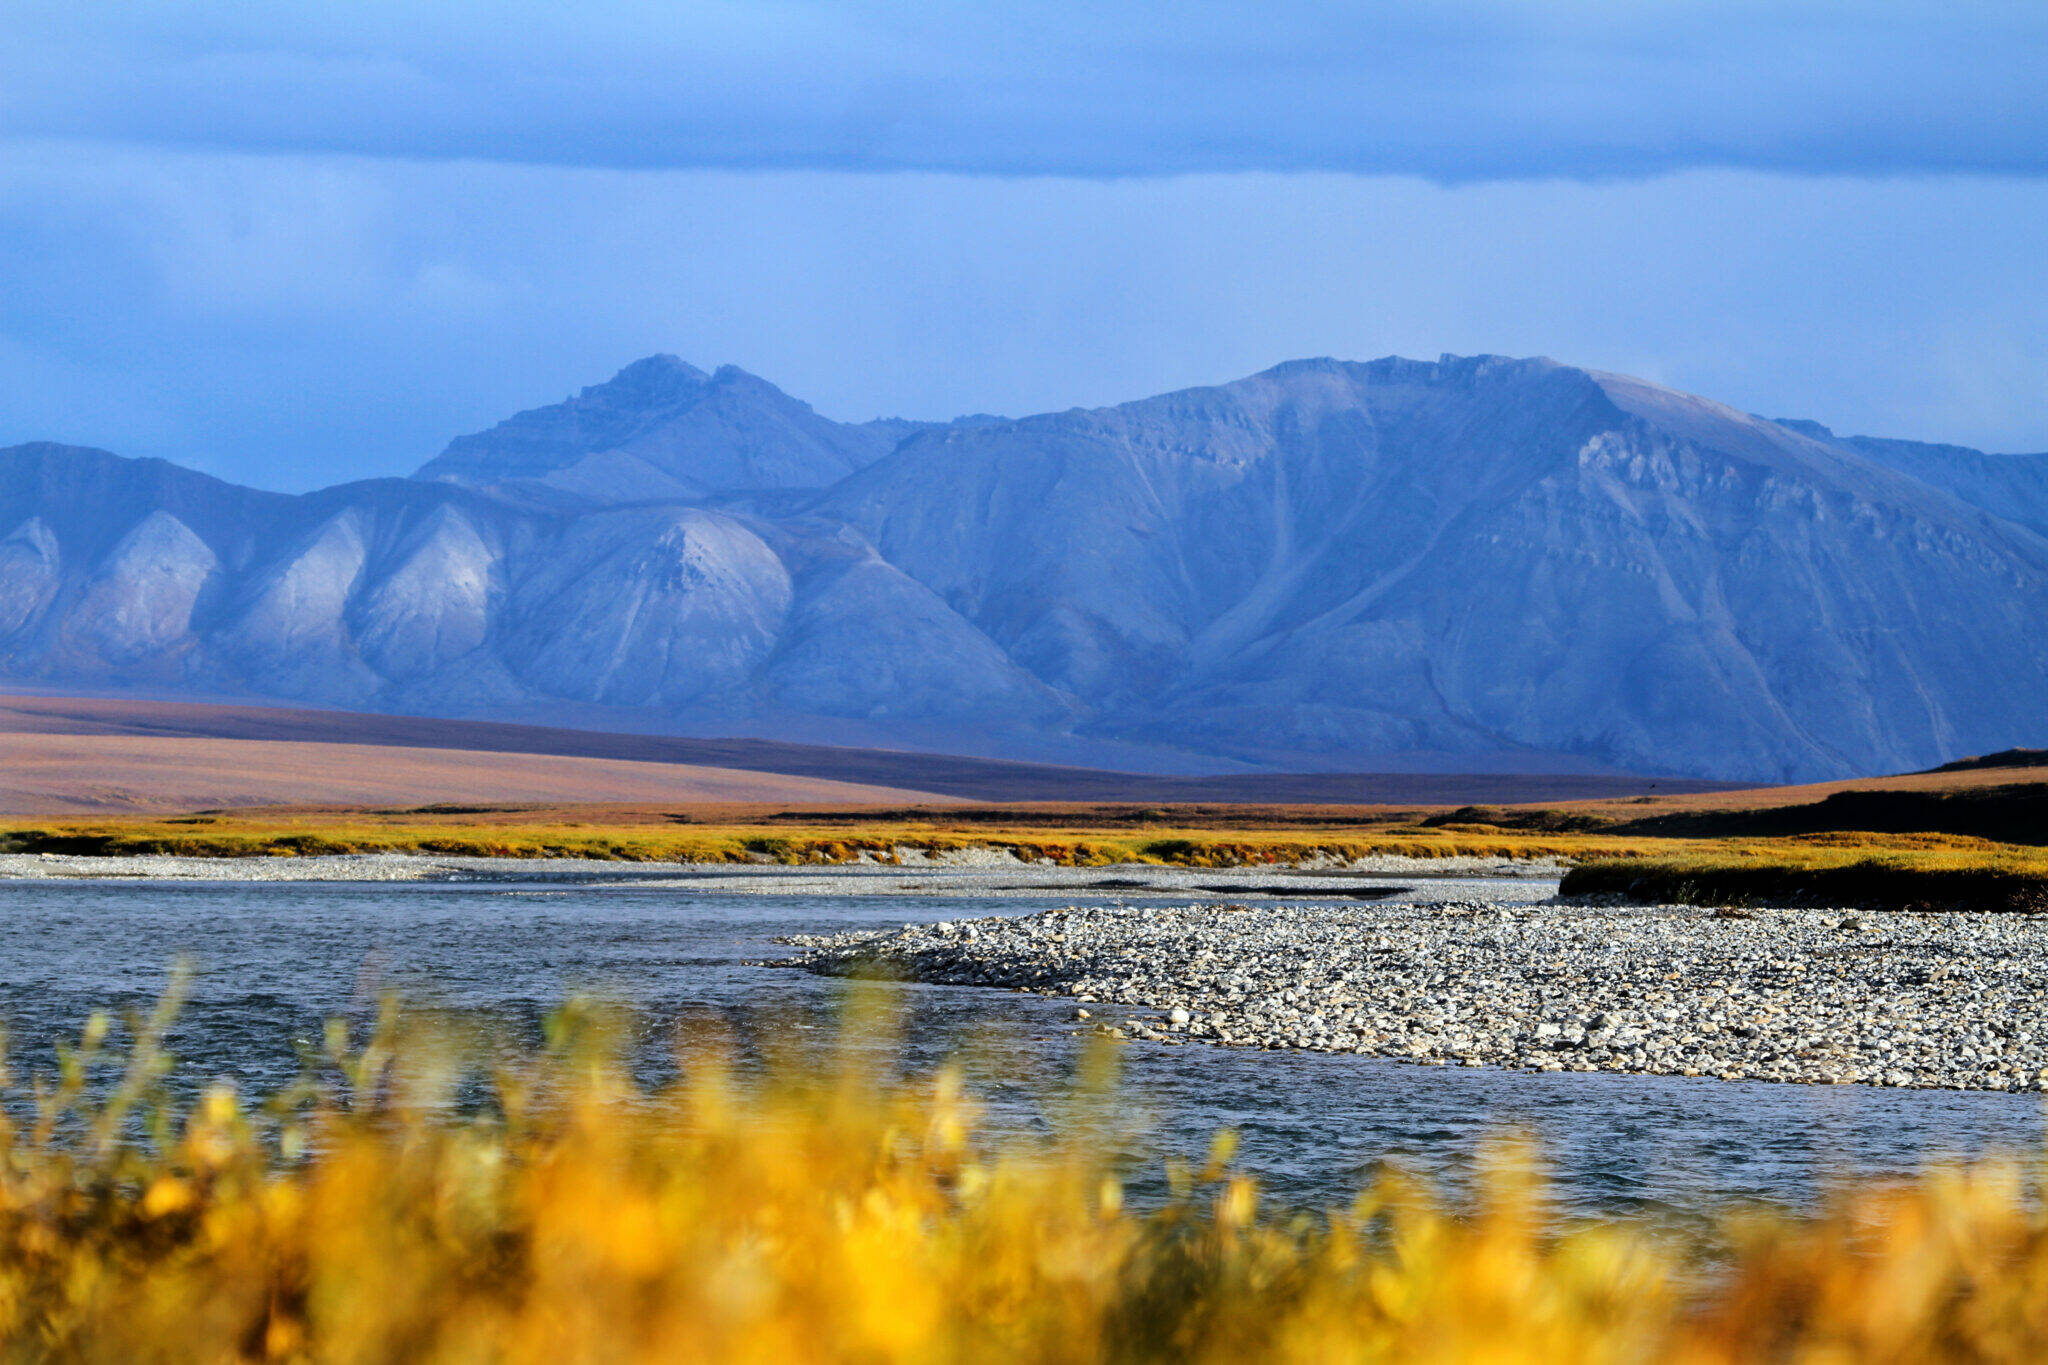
[775,898,2048,1092]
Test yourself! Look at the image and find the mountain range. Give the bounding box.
[3,352,2044,783]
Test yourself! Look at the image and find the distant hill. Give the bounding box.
[3,352,2046,782]
[1929,748,2048,773]
[1603,780,2048,847]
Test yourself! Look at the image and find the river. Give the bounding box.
[1,868,2038,1221]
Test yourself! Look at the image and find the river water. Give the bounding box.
[1,870,2039,1221]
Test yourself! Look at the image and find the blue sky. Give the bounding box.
[2,3,2045,488]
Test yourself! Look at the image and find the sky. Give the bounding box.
[2,2,2045,490]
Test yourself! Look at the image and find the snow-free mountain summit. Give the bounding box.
[2,353,2044,782]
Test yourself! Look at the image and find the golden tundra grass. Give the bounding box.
[7,810,2029,870]
[0,814,1681,866]
[9,811,2048,907]
[6,990,2048,1362]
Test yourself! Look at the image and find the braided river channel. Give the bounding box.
[1,863,2040,1223]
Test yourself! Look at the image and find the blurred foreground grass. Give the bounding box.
[4,991,2048,1362]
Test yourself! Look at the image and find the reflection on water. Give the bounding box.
[0,877,2037,1219]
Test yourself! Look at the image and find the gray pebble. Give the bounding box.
[772,897,2048,1093]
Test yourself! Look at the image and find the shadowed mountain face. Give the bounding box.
[4,354,2045,782]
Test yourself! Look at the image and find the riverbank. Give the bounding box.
[0,811,1639,867]
[777,898,2048,1091]
[0,849,1562,890]
[7,805,2046,920]
[1563,849,2048,913]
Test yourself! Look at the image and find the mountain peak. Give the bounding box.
[1258,356,1346,376]
[602,354,711,398]
[705,364,814,408]
[416,356,899,503]
[1245,352,1576,392]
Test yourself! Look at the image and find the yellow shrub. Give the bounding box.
[1,997,2046,1362]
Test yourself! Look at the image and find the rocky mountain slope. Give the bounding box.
[1781,421,2048,540]
[3,355,2044,782]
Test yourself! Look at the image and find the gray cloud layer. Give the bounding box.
[6,2,2046,179]
[3,145,2043,492]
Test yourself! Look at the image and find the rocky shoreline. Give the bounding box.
[773,898,2048,1092]
[0,850,1559,889]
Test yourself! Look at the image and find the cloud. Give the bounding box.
[3,2,2045,180]
[1,143,2044,492]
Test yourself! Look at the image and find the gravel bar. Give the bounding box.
[0,852,1560,890]
[773,899,2048,1092]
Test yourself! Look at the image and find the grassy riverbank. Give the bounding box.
[7,803,2048,909]
[1560,838,2048,913]
[5,1003,2048,1362]
[0,808,1673,866]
